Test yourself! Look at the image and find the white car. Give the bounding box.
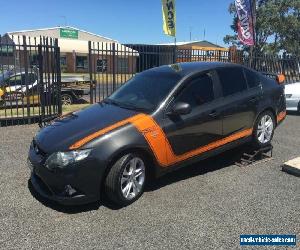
[285,82,300,113]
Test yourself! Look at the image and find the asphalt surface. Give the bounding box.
[0,113,299,249]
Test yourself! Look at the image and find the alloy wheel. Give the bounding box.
[257,114,274,144]
[120,157,145,200]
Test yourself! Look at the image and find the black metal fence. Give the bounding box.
[1,37,299,126]
[0,35,61,126]
[88,43,300,104]
[238,53,300,84]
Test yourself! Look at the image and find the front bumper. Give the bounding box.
[28,147,106,206]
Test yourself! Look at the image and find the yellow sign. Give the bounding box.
[162,0,176,37]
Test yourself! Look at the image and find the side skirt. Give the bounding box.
[154,136,253,178]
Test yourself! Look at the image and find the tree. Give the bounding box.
[224,0,300,56]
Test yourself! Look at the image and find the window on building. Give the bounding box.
[217,67,247,97]
[76,56,88,69]
[175,73,215,109]
[97,59,107,72]
[117,58,129,73]
[60,56,67,66]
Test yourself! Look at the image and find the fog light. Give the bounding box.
[64,185,77,196]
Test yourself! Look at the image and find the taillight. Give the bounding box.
[276,74,285,84]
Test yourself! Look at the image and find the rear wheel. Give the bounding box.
[61,94,73,105]
[104,153,146,206]
[253,111,275,147]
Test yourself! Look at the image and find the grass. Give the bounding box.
[0,103,90,119]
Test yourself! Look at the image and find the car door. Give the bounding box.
[216,66,262,137]
[162,71,223,157]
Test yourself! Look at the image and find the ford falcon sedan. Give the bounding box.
[28,62,286,207]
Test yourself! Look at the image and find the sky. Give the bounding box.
[0,0,234,46]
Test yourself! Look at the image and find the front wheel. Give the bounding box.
[104,153,146,206]
[253,111,275,147]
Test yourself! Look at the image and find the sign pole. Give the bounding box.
[174,37,177,64]
[249,0,256,67]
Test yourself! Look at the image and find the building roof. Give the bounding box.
[158,40,225,48]
[6,26,117,43]
[4,26,139,55]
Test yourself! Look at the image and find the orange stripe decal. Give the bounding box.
[277,111,286,123]
[131,114,253,166]
[69,114,144,150]
[70,113,253,167]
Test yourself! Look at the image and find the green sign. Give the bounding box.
[60,28,78,39]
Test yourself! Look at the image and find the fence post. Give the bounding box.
[38,44,45,121]
[88,41,93,104]
[173,44,177,64]
[55,39,62,115]
[22,36,31,123]
[112,42,116,91]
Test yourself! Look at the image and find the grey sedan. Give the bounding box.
[285,82,300,113]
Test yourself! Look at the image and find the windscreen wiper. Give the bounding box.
[102,98,122,107]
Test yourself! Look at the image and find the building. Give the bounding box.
[158,40,229,62]
[124,41,229,71]
[0,26,137,74]
[158,40,227,50]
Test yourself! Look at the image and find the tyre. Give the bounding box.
[252,110,275,147]
[104,153,146,206]
[61,94,73,105]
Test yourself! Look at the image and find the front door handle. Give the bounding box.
[209,110,219,118]
[249,96,259,103]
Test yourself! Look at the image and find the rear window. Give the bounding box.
[217,67,247,96]
[244,68,260,88]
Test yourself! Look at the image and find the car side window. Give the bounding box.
[6,74,23,86]
[244,68,260,88]
[175,73,215,109]
[217,67,247,97]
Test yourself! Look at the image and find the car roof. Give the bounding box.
[143,62,245,78]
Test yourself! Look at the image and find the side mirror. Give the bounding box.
[168,102,191,116]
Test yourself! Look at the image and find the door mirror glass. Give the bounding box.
[168,102,191,116]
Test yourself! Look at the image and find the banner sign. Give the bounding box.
[162,0,176,37]
[60,28,78,39]
[235,0,255,46]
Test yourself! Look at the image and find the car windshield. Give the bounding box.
[105,71,181,112]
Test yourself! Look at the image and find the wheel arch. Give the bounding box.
[100,146,159,190]
[61,91,76,100]
[255,107,277,127]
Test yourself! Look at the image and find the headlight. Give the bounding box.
[45,149,92,170]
